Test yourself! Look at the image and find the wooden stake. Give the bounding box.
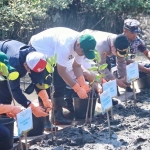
[89,85,94,124]
[110,108,114,120]
[7,79,15,106]
[132,81,136,106]
[24,133,28,150]
[85,93,90,124]
[19,137,23,150]
[106,111,111,137]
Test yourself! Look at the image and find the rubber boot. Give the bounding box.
[53,97,72,125]
[64,98,74,120]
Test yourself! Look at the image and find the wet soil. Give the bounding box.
[29,88,150,150]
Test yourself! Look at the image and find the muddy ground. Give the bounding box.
[28,88,150,150]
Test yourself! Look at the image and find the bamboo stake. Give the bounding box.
[106,111,111,137]
[89,84,94,124]
[85,91,91,124]
[132,81,136,107]
[7,79,15,106]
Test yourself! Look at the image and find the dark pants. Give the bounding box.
[0,80,12,104]
[0,123,10,150]
[53,66,66,98]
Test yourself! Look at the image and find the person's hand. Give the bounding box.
[38,90,53,112]
[6,106,22,118]
[0,104,22,118]
[92,82,103,93]
[28,103,48,117]
[43,99,52,112]
[77,75,91,93]
[116,78,127,88]
[72,83,88,99]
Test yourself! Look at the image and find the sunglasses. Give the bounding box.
[116,47,129,58]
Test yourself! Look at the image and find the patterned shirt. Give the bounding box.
[129,36,146,54]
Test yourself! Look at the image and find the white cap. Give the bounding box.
[26,52,47,72]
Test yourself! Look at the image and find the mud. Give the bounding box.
[29,89,150,150]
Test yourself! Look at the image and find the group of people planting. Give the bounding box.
[0,18,150,149]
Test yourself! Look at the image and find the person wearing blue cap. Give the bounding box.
[123,19,150,59]
[123,19,150,89]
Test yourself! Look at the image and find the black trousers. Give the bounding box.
[0,123,10,150]
[53,66,66,98]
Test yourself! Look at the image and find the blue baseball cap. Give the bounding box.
[124,19,141,33]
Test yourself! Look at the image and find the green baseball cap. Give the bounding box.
[79,34,96,59]
[0,52,15,71]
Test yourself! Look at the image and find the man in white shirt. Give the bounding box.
[29,27,96,125]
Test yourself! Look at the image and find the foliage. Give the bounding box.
[0,62,19,81]
[88,50,108,84]
[0,0,150,42]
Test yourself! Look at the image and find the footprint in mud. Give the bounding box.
[134,137,147,145]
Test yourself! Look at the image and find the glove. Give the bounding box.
[0,104,22,118]
[38,90,52,112]
[28,103,48,117]
[77,75,91,93]
[72,83,88,99]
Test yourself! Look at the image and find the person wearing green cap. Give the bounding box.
[81,29,131,91]
[29,27,96,125]
[0,54,22,150]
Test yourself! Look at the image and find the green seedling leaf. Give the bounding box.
[47,54,57,67]
[88,66,98,71]
[0,75,5,81]
[0,62,9,77]
[99,63,108,71]
[94,50,101,63]
[47,58,53,66]
[46,62,54,73]
[8,71,19,80]
[95,74,106,82]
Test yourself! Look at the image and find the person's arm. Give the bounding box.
[0,104,22,118]
[9,78,31,108]
[143,49,150,60]
[10,78,48,117]
[137,39,150,60]
[116,56,127,78]
[72,60,83,79]
[57,63,77,87]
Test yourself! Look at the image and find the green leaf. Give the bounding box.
[8,71,19,80]
[46,62,54,73]
[0,62,9,77]
[94,50,101,63]
[99,63,108,71]
[88,66,98,71]
[95,74,106,82]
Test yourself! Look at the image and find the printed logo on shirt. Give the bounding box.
[68,55,74,60]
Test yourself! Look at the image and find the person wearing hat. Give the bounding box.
[29,27,96,125]
[0,41,53,121]
[123,18,150,75]
[81,29,130,91]
[0,56,22,150]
